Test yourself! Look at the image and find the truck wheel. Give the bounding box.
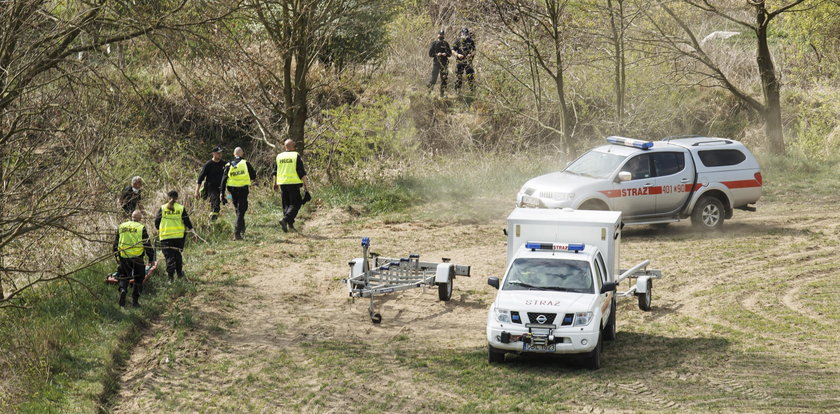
[585,333,602,370]
[604,299,617,341]
[691,196,725,230]
[488,345,505,364]
[437,268,454,301]
[579,200,609,211]
[638,279,652,311]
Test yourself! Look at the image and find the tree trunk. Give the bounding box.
[608,0,626,134]
[755,6,785,154]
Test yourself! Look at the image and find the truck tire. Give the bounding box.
[579,200,609,211]
[638,279,652,311]
[437,268,454,301]
[584,333,602,370]
[604,298,616,341]
[488,345,505,363]
[691,196,725,230]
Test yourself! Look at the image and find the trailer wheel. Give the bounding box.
[638,279,652,311]
[584,333,602,370]
[604,298,617,341]
[488,345,505,364]
[437,268,454,301]
[370,312,382,324]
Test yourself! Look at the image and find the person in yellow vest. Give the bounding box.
[112,210,156,307]
[220,147,256,240]
[154,190,197,282]
[272,139,313,232]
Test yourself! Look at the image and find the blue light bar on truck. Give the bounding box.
[606,136,653,150]
[525,242,585,252]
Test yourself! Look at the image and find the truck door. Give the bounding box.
[612,153,657,216]
[652,151,693,214]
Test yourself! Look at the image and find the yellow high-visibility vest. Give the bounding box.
[118,221,145,258]
[158,203,186,240]
[275,152,303,185]
[227,160,251,187]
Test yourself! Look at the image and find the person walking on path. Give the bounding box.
[220,147,256,240]
[427,29,451,97]
[272,139,313,232]
[112,210,156,307]
[452,27,476,93]
[155,190,196,282]
[118,176,144,216]
[195,146,226,221]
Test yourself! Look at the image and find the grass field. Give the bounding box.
[4,154,840,413]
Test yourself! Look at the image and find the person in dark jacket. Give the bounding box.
[155,190,196,282]
[112,210,156,307]
[118,176,144,216]
[427,29,452,96]
[195,146,226,221]
[272,139,313,232]
[220,147,257,240]
[451,28,476,93]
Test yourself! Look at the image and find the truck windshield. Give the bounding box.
[503,258,595,294]
[564,150,627,179]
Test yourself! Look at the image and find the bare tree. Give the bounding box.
[646,0,819,154]
[491,0,576,153]
[0,1,223,305]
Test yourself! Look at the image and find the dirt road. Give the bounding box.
[111,200,840,413]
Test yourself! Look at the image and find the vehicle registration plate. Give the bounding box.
[521,195,540,207]
[524,343,556,352]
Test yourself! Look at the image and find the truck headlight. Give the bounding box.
[494,308,512,323]
[573,311,593,326]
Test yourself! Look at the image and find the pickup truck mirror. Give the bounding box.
[600,282,617,293]
[487,277,500,289]
[617,171,632,182]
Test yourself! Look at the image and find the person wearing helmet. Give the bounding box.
[427,29,452,97]
[452,27,476,93]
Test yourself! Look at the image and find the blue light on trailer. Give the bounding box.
[525,242,585,252]
[361,237,370,247]
[606,136,653,150]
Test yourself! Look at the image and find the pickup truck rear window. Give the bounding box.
[698,149,746,167]
[652,152,685,176]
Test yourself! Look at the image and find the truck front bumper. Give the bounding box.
[487,325,599,355]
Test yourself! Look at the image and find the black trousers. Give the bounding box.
[118,257,145,299]
[205,187,221,217]
[455,62,475,91]
[229,186,249,236]
[280,183,304,225]
[160,237,185,278]
[428,60,448,93]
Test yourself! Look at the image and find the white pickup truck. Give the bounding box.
[517,136,763,229]
[486,208,661,369]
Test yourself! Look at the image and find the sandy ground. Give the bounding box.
[111,200,840,413]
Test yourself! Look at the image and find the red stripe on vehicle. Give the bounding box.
[599,190,622,198]
[722,179,762,189]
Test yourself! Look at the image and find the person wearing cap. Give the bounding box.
[195,146,226,221]
[220,147,256,240]
[272,139,313,232]
[427,29,452,97]
[118,176,144,216]
[451,27,476,93]
[155,190,197,282]
[112,210,156,307]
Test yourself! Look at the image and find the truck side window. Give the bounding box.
[652,152,685,177]
[698,149,746,167]
[595,253,608,284]
[622,154,652,179]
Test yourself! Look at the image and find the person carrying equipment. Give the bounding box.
[272,139,313,232]
[195,146,226,221]
[155,190,197,282]
[220,147,256,240]
[112,210,156,307]
[118,176,144,216]
[427,29,452,97]
[451,27,476,93]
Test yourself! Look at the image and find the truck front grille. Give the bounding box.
[527,312,557,325]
